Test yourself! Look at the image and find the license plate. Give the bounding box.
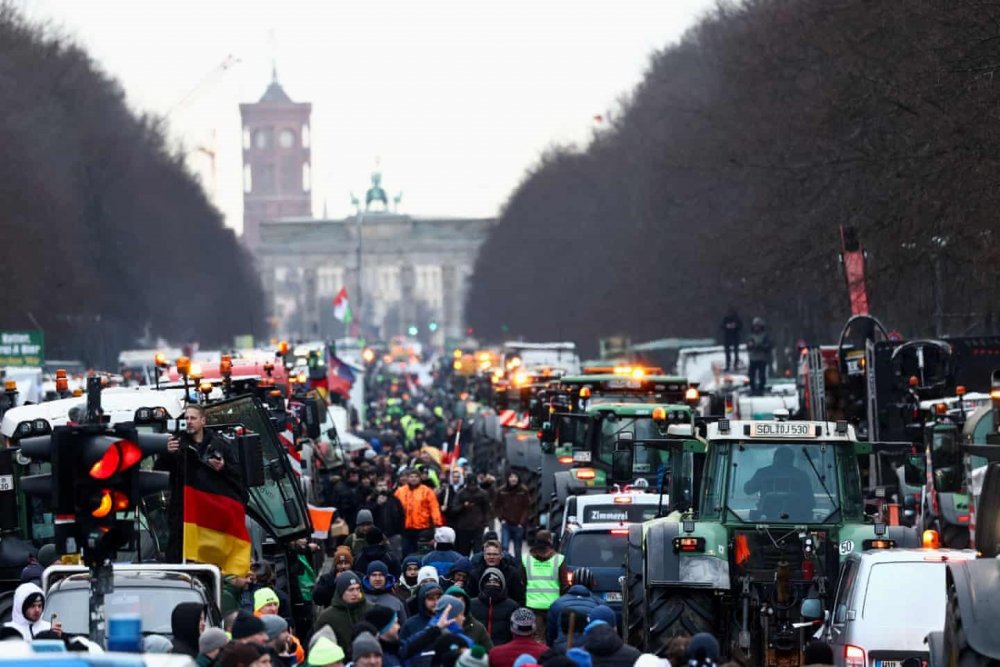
[875,661,900,667]
[604,592,622,602]
[573,451,592,462]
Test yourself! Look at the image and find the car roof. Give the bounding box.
[847,548,978,564]
[49,570,208,591]
[565,522,634,533]
[572,492,662,506]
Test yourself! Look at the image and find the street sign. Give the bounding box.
[0,330,44,366]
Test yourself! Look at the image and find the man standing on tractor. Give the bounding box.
[721,307,743,371]
[746,317,773,396]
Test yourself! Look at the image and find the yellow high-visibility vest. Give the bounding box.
[522,553,564,609]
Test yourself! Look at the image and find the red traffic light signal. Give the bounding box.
[87,439,143,480]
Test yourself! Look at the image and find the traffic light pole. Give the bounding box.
[81,377,112,646]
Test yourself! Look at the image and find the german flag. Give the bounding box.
[182,454,251,577]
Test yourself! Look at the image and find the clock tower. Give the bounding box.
[240,69,312,250]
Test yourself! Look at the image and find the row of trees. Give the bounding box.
[0,5,266,366]
[468,0,1000,358]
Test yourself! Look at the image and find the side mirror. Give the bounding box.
[801,597,823,620]
[612,450,632,483]
[903,455,925,486]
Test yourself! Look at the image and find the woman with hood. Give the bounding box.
[170,601,206,657]
[4,582,59,640]
[469,568,519,645]
[312,571,374,651]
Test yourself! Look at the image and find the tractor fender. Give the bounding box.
[946,559,1000,659]
[643,520,730,590]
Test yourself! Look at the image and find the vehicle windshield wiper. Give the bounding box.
[801,447,840,522]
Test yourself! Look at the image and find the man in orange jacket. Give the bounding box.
[395,469,444,556]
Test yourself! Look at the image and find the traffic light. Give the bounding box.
[20,424,169,565]
[73,425,170,565]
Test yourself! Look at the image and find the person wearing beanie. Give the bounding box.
[309,636,347,667]
[443,585,492,650]
[360,476,406,551]
[487,608,547,667]
[519,531,565,640]
[407,566,444,618]
[315,546,357,607]
[684,632,720,667]
[253,587,281,617]
[395,468,444,555]
[4,582,56,640]
[803,639,834,667]
[231,610,269,645]
[566,648,592,667]
[196,627,229,667]
[632,654,670,667]
[312,571,375,652]
[447,557,474,590]
[469,540,525,607]
[345,508,377,558]
[514,655,539,667]
[401,582,444,645]
[433,631,469,667]
[581,615,639,667]
[546,568,602,645]
[170,601,206,657]
[457,645,490,667]
[352,630,384,667]
[422,526,463,578]
[362,560,408,622]
[355,526,402,578]
[400,555,424,597]
[470,568,519,645]
[260,608,305,665]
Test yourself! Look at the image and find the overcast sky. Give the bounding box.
[20,0,716,234]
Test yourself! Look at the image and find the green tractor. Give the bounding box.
[623,418,918,664]
[546,402,697,538]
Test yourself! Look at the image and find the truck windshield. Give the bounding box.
[725,442,841,524]
[46,585,207,636]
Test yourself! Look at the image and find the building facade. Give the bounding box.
[255,213,492,343]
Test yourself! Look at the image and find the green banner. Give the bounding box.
[0,330,44,367]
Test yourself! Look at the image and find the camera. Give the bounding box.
[166,418,188,433]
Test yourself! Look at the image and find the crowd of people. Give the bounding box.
[0,364,842,666]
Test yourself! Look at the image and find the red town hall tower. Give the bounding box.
[239,70,312,249]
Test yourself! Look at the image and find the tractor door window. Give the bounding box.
[699,444,727,520]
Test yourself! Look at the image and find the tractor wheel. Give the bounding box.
[974,463,1000,557]
[944,577,994,666]
[645,588,717,657]
[623,525,645,648]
